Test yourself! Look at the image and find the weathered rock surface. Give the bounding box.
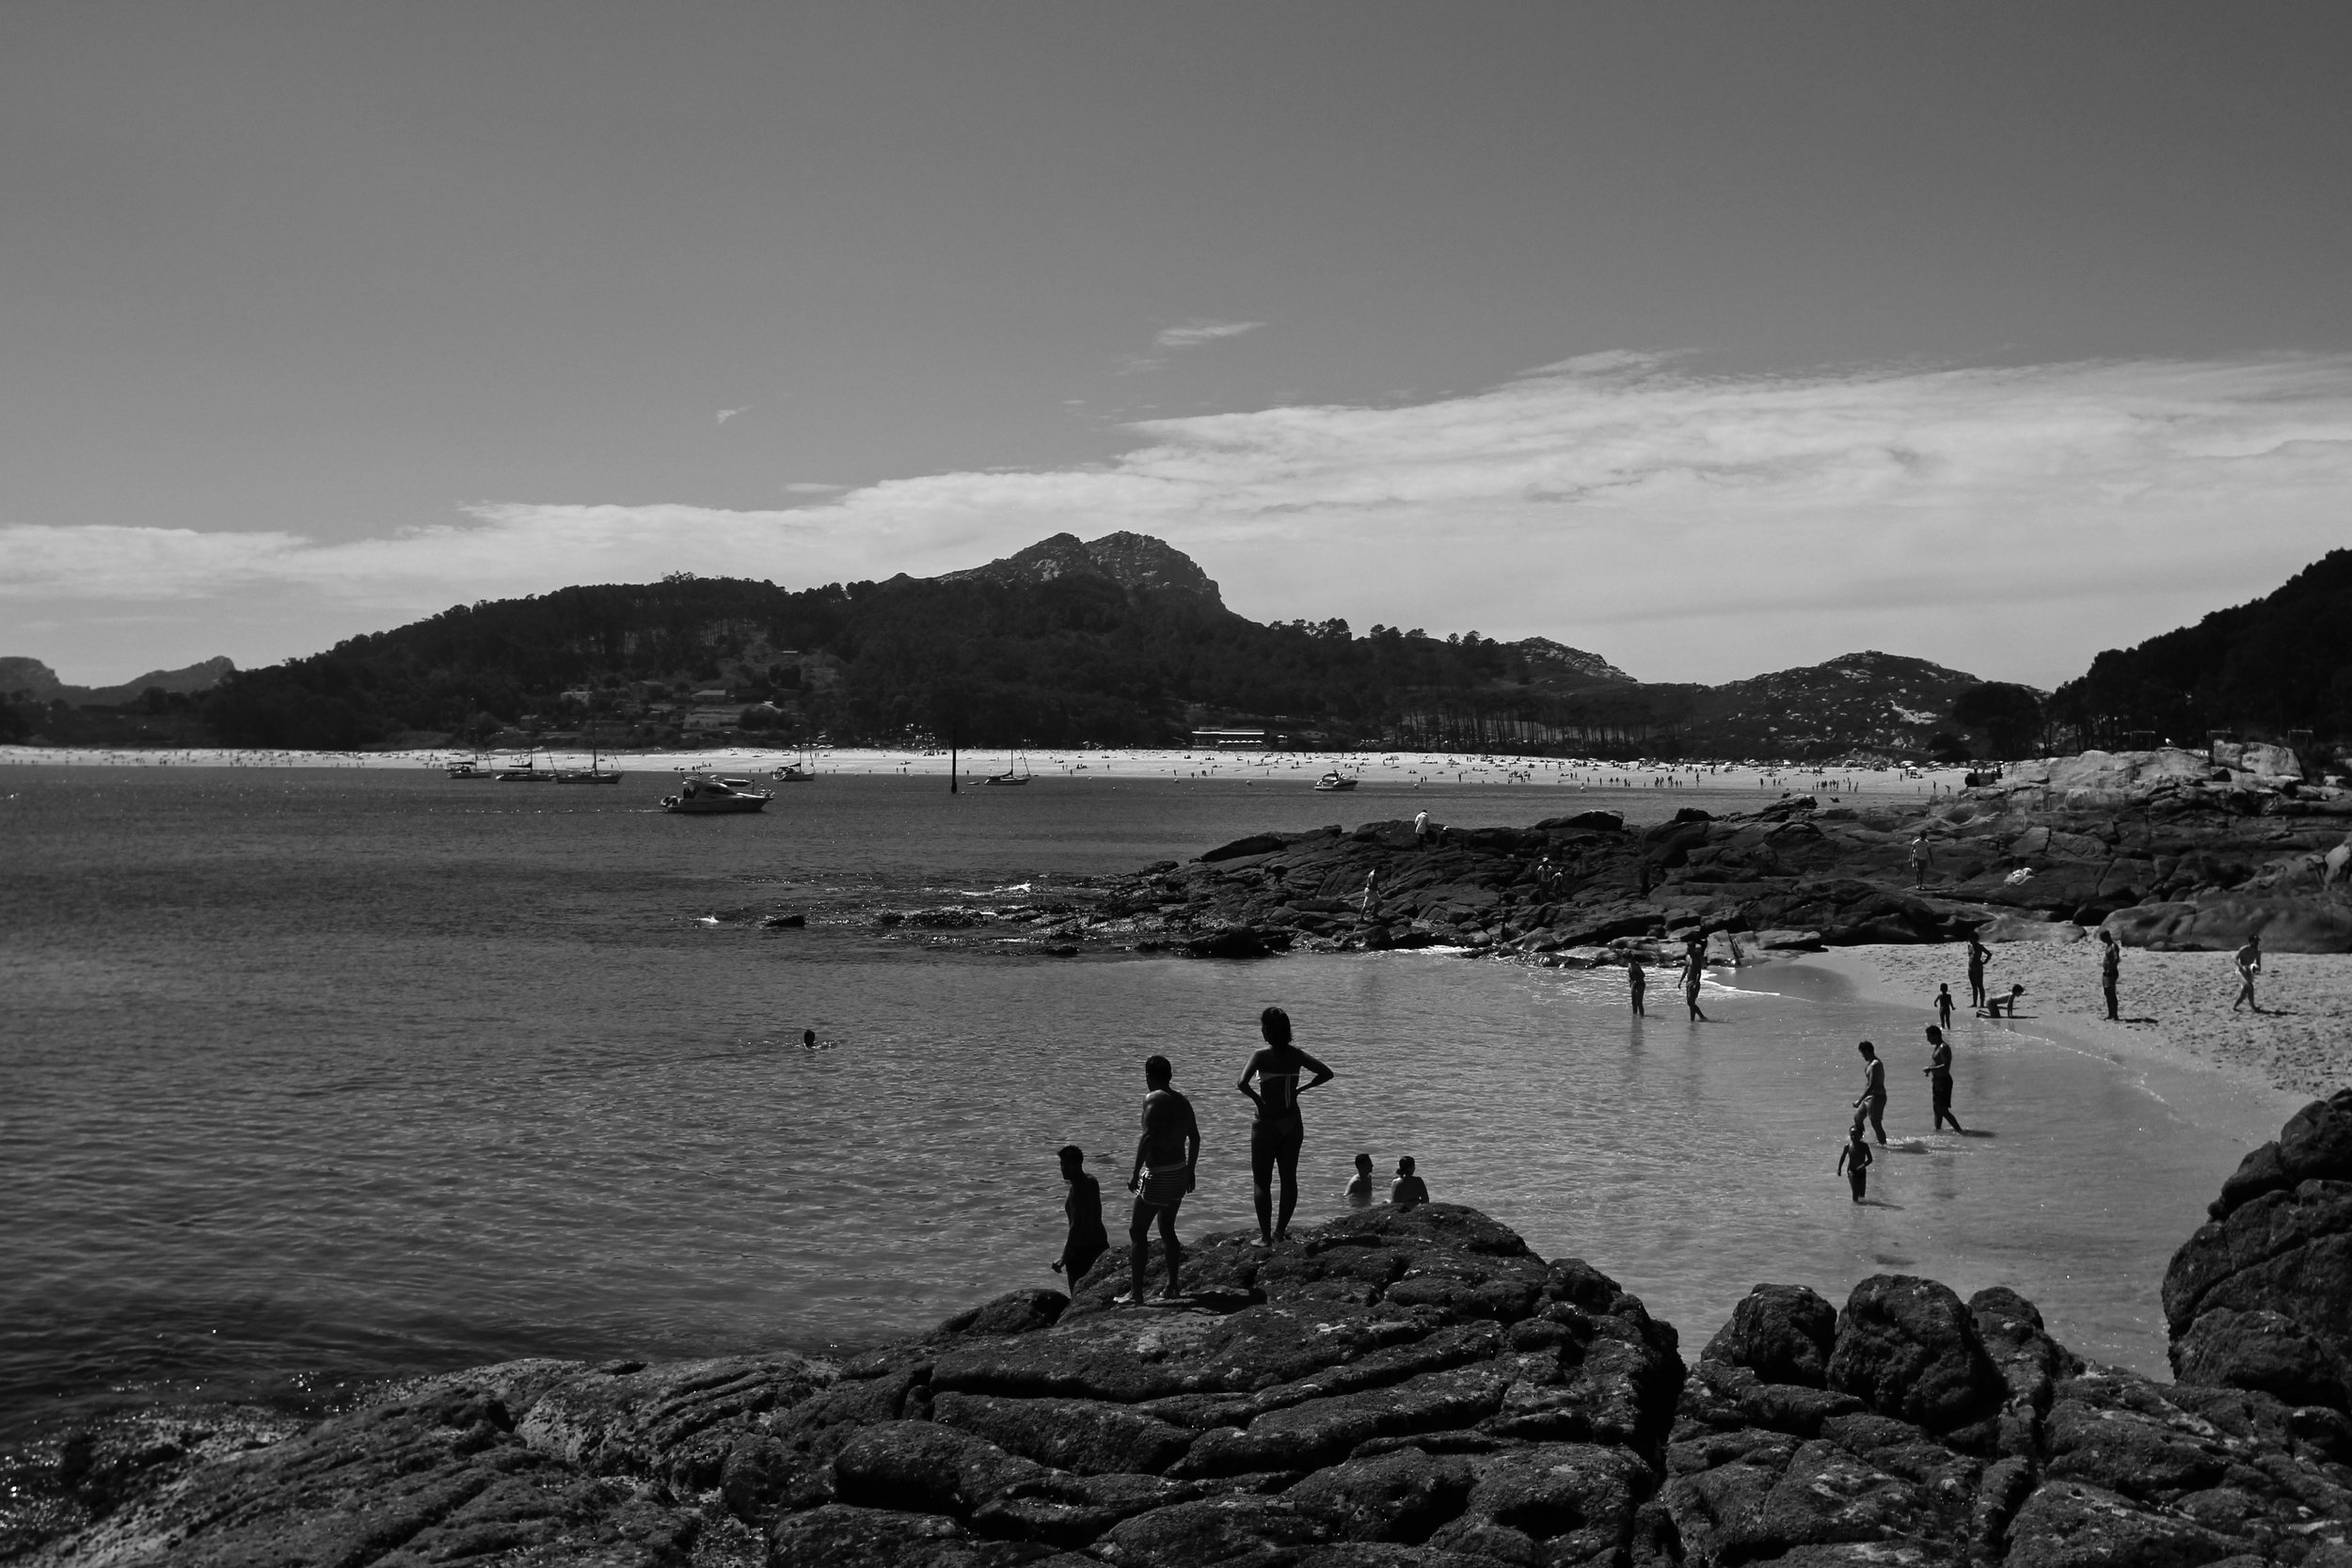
[2167,1089,2352,1416]
[17,1101,2352,1566]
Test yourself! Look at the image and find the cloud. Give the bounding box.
[715,406,752,424]
[783,482,847,495]
[1151,319,1265,351]
[10,353,2352,686]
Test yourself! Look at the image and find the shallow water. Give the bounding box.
[0,768,2289,1447]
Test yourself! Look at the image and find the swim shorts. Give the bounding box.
[1249,1116,1305,1185]
[1136,1165,1189,1208]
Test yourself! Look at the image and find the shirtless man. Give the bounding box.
[2232,935,2264,1014]
[1236,1006,1334,1245]
[1853,1039,1888,1145]
[1680,945,1708,1022]
[1126,1055,1200,1303]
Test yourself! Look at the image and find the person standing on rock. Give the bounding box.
[1837,1117,1874,1202]
[1853,1040,1888,1144]
[1922,1026,1963,1132]
[2099,929,2122,1022]
[1125,1054,1200,1303]
[2232,935,2264,1014]
[1236,1006,1334,1246]
[1965,931,1991,1010]
[1627,955,1646,1016]
[1413,809,1431,847]
[1053,1145,1109,1286]
[1910,834,1933,888]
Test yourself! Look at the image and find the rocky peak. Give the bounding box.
[935,531,1222,604]
[1510,637,1636,685]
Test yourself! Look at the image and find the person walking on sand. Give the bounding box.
[1627,955,1646,1016]
[1125,1054,1200,1304]
[1390,1156,1429,1210]
[1235,1006,1334,1246]
[1922,1026,1963,1132]
[1965,931,1991,1010]
[1837,1117,1874,1202]
[2232,935,2264,1013]
[1345,1152,1375,1208]
[2099,929,2122,1022]
[1853,1040,1888,1144]
[1053,1145,1109,1287]
[1681,944,1708,1022]
[1934,984,1955,1032]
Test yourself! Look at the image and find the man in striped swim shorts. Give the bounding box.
[1125,1054,1200,1304]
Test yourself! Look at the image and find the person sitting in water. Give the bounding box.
[1979,984,2026,1019]
[1390,1156,1429,1211]
[1124,1054,1200,1304]
[1344,1152,1375,1208]
[1053,1145,1109,1286]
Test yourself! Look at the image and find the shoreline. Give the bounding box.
[0,742,1974,797]
[1797,942,2342,1106]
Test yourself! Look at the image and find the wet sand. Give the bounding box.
[1809,942,2352,1101]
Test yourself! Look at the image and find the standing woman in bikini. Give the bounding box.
[1236,1006,1335,1246]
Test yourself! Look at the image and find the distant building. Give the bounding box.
[1192,727,1271,750]
[691,688,732,703]
[682,706,743,736]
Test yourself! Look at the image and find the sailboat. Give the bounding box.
[558,716,622,784]
[981,746,1033,786]
[771,740,818,784]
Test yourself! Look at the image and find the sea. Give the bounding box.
[0,764,2295,1454]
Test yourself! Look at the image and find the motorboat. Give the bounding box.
[445,756,493,779]
[1312,770,1359,792]
[661,775,772,814]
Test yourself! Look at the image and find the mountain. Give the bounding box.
[12,532,2005,758]
[2051,547,2352,749]
[0,655,235,706]
[934,531,1223,602]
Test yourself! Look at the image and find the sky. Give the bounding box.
[3,3,2349,688]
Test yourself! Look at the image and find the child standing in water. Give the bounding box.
[1934,984,1955,1031]
[1836,1119,1874,1203]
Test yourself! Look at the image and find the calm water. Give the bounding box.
[0,767,2291,1448]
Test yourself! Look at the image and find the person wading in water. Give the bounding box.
[1853,1039,1889,1145]
[1235,1006,1334,1246]
[1052,1145,1109,1286]
[1124,1055,1200,1303]
[1922,1025,1963,1132]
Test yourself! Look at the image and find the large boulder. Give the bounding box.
[2103,897,2352,953]
[1701,1284,1837,1388]
[2165,1090,2352,1415]
[1823,1276,2003,1436]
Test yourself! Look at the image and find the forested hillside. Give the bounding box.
[2050,548,2352,749]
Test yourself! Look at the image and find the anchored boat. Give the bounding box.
[1312,770,1359,792]
[660,775,773,814]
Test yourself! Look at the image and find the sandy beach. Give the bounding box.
[0,742,1973,797]
[1810,942,2352,1101]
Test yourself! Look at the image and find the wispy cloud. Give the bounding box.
[10,353,2351,686]
[1151,319,1265,351]
[715,406,752,424]
[783,482,847,495]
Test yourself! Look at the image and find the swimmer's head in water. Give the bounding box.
[1144,1053,1173,1086]
[1260,1006,1292,1046]
[803,1029,816,1045]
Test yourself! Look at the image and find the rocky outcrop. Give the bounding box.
[2167,1089,2352,1416]
[19,1101,2352,1565]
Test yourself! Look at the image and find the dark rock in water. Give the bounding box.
[1702,1283,1838,1388]
[1533,810,1624,832]
[2166,1089,2352,1414]
[1200,833,1290,863]
[761,911,806,928]
[931,1289,1071,1341]
[1823,1275,2004,1435]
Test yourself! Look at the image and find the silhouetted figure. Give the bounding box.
[1053,1145,1108,1285]
[1235,1006,1333,1245]
[1837,1119,1874,1202]
[1966,932,1991,1009]
[1923,1026,1963,1132]
[1124,1054,1200,1303]
[2232,936,2264,1013]
[1390,1156,1429,1211]
[1935,984,1955,1031]
[1345,1152,1375,1208]
[1627,957,1646,1016]
[2099,929,2122,1021]
[1853,1040,1887,1144]
[1681,948,1708,1022]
